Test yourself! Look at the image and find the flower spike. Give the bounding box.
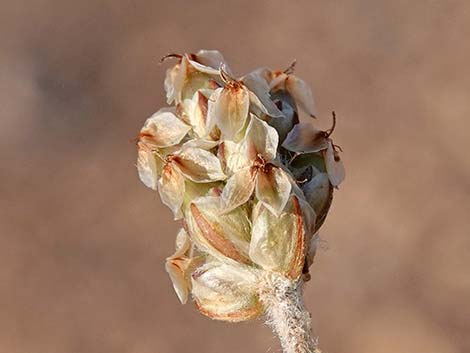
[135,50,345,353]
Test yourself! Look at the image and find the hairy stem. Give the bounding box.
[259,274,321,353]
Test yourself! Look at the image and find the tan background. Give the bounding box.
[1,1,469,352]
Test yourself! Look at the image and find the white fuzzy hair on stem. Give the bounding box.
[260,273,321,353]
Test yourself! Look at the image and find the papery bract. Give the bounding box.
[241,70,285,118]
[164,50,225,104]
[283,122,345,188]
[324,141,345,187]
[186,195,252,264]
[191,261,262,322]
[140,108,191,148]
[282,122,329,153]
[249,196,307,279]
[137,146,161,190]
[221,115,291,215]
[180,91,210,139]
[207,84,250,140]
[165,228,201,304]
[302,171,333,231]
[173,147,226,183]
[157,146,225,219]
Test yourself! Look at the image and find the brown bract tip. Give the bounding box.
[219,64,237,84]
[160,53,183,63]
[325,111,337,137]
[283,59,297,75]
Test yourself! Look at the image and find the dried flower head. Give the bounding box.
[136,49,344,353]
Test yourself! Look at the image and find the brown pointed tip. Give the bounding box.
[283,59,297,75]
[309,113,317,119]
[219,64,236,84]
[324,111,337,137]
[159,53,183,63]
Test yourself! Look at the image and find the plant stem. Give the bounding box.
[259,274,321,353]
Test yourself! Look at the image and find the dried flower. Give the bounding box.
[135,49,344,353]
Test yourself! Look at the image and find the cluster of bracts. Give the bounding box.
[136,50,344,322]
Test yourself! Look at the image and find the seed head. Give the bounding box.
[136,49,345,321]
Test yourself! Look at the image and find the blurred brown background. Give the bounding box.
[1,1,469,352]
